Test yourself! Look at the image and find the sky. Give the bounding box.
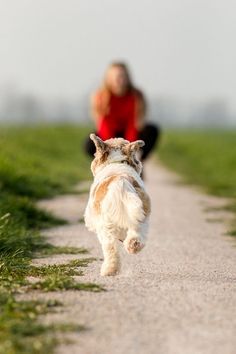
[0,0,235,112]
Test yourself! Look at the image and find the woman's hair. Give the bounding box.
[103,61,134,93]
[94,61,145,117]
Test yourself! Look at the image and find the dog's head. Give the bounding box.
[90,134,145,176]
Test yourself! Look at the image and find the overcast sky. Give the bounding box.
[0,0,235,112]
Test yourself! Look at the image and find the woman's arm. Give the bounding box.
[90,90,110,126]
[90,92,101,125]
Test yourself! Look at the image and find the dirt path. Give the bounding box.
[34,162,236,354]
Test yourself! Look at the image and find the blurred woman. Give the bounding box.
[85,62,160,160]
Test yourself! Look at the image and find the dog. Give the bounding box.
[84,134,151,276]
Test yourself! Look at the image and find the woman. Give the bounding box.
[85,61,160,160]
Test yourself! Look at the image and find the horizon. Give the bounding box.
[0,0,236,123]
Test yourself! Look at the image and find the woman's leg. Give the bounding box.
[84,125,160,160]
[139,123,161,160]
[84,131,125,158]
[84,134,96,157]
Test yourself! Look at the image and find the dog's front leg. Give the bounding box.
[99,228,120,276]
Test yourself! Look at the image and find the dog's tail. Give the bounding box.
[102,177,145,228]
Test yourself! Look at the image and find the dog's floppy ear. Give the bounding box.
[128,140,145,152]
[90,134,107,152]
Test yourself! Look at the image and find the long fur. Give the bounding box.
[84,135,151,276]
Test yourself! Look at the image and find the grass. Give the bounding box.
[0,125,98,353]
[31,275,103,292]
[39,245,88,256]
[0,296,84,354]
[0,194,66,230]
[0,125,91,198]
[27,258,96,278]
[158,130,236,235]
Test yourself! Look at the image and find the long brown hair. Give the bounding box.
[103,61,134,93]
[94,62,145,117]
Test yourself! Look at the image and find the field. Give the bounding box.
[158,130,236,235]
[1,126,236,353]
[0,125,93,354]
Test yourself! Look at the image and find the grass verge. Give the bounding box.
[0,125,101,354]
[158,130,236,235]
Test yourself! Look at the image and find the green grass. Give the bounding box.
[0,194,66,230]
[27,258,96,278]
[0,125,96,353]
[39,245,88,256]
[31,275,104,292]
[0,296,84,354]
[158,130,236,235]
[0,125,92,234]
[0,125,91,198]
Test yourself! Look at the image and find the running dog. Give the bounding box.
[84,134,151,276]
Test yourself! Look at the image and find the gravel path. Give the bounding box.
[35,162,236,354]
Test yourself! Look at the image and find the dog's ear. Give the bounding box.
[90,134,107,152]
[127,140,145,152]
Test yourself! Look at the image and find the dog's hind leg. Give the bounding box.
[124,221,148,254]
[99,226,120,276]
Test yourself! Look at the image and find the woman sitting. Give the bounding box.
[85,61,160,160]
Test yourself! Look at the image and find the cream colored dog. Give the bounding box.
[84,134,151,276]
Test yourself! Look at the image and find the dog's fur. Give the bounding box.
[84,134,151,276]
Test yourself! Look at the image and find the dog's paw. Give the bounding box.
[100,262,119,276]
[124,237,145,254]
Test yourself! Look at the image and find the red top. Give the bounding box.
[96,92,138,142]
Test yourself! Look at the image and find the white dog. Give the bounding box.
[84,134,151,276]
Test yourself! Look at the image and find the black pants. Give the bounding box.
[84,123,160,161]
